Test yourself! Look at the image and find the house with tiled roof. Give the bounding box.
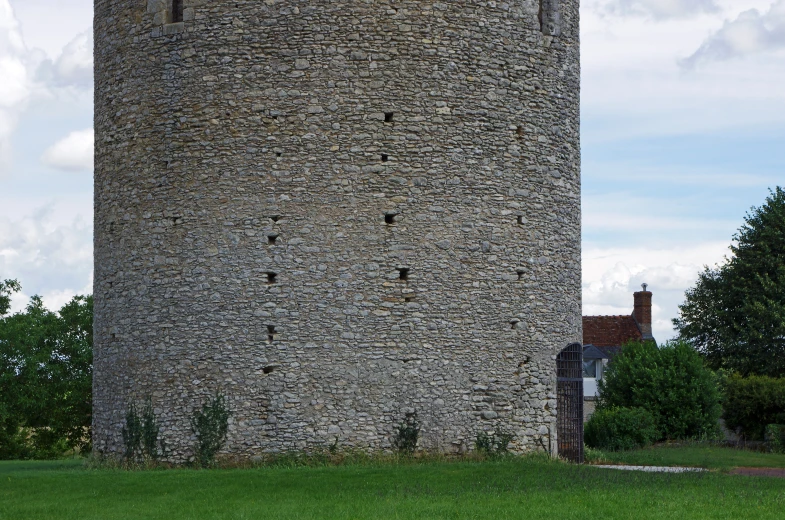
[582,285,656,420]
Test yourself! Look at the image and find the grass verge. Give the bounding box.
[585,444,785,471]
[1,456,784,519]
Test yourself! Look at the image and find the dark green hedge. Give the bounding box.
[584,407,659,451]
[766,424,785,453]
[722,374,785,440]
[598,340,722,440]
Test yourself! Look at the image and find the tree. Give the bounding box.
[721,373,785,440]
[598,340,722,440]
[0,279,25,457]
[0,282,92,459]
[0,279,21,317]
[674,187,785,377]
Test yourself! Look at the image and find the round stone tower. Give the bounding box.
[93,0,581,461]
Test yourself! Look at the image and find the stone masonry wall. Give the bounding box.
[93,0,581,462]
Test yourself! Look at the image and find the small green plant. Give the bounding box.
[493,428,514,453]
[121,403,142,462]
[475,428,514,457]
[141,400,163,460]
[191,392,231,467]
[766,424,785,453]
[392,412,420,455]
[121,399,163,463]
[583,445,609,464]
[475,431,493,453]
[584,407,659,451]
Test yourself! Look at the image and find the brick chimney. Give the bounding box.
[633,283,653,340]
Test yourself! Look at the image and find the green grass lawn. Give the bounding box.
[1,456,784,520]
[588,444,785,471]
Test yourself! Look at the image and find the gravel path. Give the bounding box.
[593,465,707,473]
[729,467,785,478]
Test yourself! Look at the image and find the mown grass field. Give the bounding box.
[587,444,785,471]
[1,454,784,520]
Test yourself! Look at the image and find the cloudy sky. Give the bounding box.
[1,0,783,342]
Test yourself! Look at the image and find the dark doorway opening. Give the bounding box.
[556,342,584,463]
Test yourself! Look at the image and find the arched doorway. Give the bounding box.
[557,342,584,463]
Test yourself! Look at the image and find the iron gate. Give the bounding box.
[557,342,584,463]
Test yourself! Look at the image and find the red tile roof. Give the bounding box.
[582,315,642,349]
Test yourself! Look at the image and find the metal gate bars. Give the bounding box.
[557,342,584,463]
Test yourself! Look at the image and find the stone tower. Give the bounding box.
[93,0,581,462]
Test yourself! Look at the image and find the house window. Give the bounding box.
[172,0,184,23]
[583,359,598,379]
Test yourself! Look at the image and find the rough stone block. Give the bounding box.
[163,22,185,36]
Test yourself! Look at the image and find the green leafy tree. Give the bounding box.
[721,373,785,440]
[674,187,785,377]
[0,279,21,317]
[598,340,721,440]
[0,279,25,457]
[0,282,92,459]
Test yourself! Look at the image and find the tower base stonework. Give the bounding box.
[93,0,581,462]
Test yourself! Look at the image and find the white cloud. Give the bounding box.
[39,270,92,310]
[0,0,34,172]
[9,0,93,59]
[8,283,91,315]
[585,164,781,188]
[681,0,785,68]
[581,1,785,141]
[35,30,92,88]
[584,212,736,233]
[602,0,720,20]
[582,191,740,239]
[41,128,93,172]
[0,203,93,313]
[583,242,731,342]
[0,1,92,177]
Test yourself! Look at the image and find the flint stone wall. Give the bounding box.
[93,0,581,462]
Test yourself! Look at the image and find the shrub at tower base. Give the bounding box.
[584,407,658,451]
[595,341,721,441]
